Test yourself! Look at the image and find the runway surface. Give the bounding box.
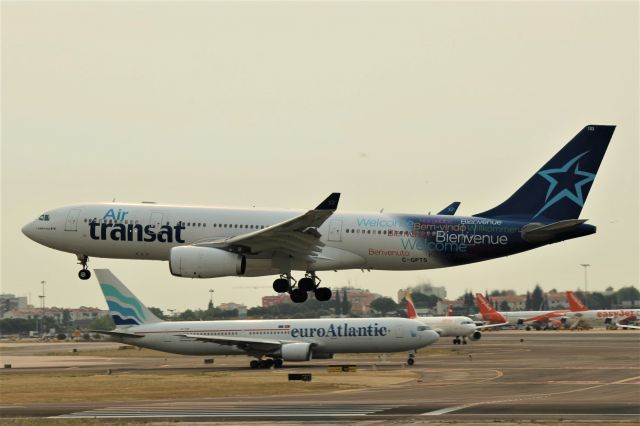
[1,330,639,422]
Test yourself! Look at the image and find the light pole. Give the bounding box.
[580,264,590,306]
[39,280,46,336]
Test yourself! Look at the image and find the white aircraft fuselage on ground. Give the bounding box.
[93,269,439,368]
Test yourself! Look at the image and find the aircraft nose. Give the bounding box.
[22,221,35,240]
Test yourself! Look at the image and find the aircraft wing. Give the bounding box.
[194,193,340,263]
[89,329,143,338]
[179,334,292,352]
[521,311,565,324]
[615,323,640,330]
[475,322,509,329]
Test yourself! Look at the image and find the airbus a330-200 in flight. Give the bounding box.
[23,125,615,303]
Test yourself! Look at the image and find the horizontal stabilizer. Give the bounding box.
[521,219,588,243]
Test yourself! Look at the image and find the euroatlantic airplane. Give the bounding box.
[22,125,615,303]
[92,269,439,368]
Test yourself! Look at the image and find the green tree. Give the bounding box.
[87,315,115,331]
[148,307,167,320]
[369,297,398,315]
[499,300,511,311]
[342,289,352,316]
[335,289,342,316]
[531,284,544,310]
[525,291,532,310]
[616,286,640,306]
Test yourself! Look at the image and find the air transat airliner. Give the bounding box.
[23,125,615,303]
[92,269,439,368]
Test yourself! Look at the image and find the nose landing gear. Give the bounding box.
[77,255,91,280]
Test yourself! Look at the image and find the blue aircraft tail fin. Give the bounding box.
[475,125,615,222]
[438,201,461,215]
[94,269,163,326]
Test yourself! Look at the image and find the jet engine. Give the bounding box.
[279,342,311,361]
[469,331,482,341]
[169,246,246,278]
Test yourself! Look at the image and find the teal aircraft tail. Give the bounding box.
[95,269,163,326]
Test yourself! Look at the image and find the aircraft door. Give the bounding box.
[64,209,81,231]
[328,220,342,242]
[392,324,406,339]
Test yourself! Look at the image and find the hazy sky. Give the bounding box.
[2,2,638,312]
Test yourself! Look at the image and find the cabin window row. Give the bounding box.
[83,218,268,229]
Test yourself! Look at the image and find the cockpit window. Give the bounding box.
[38,214,50,221]
[417,325,431,331]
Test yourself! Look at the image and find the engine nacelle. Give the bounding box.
[279,342,311,362]
[469,331,482,341]
[169,246,246,278]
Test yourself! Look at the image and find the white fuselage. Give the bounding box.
[22,202,463,275]
[110,317,438,356]
[565,309,640,327]
[415,316,477,338]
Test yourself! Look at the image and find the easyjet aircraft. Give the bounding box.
[23,125,615,303]
[475,293,570,329]
[565,291,640,329]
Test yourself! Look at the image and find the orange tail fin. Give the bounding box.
[475,293,507,323]
[404,289,417,319]
[566,291,589,311]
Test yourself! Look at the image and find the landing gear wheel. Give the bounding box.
[250,360,259,369]
[264,359,274,368]
[289,289,308,303]
[274,358,283,368]
[77,255,90,280]
[314,287,332,302]
[462,339,467,345]
[298,277,315,292]
[407,357,415,366]
[273,278,289,293]
[452,338,459,345]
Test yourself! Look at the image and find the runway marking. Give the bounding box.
[421,404,473,415]
[55,404,402,419]
[420,374,640,416]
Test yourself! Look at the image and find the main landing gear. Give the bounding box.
[452,337,467,345]
[250,358,283,369]
[77,255,91,280]
[272,272,332,303]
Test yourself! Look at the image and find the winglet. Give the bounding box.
[315,192,341,210]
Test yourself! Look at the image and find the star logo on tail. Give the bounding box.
[533,151,595,219]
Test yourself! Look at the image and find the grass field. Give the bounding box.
[0,369,417,404]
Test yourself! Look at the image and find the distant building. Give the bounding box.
[218,302,247,317]
[435,299,465,316]
[488,294,526,311]
[261,288,381,315]
[3,306,107,325]
[0,294,28,318]
[546,291,568,309]
[262,294,292,308]
[332,288,381,315]
[396,285,446,303]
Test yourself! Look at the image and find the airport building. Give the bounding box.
[262,288,382,315]
[217,302,248,317]
[0,294,28,317]
[3,306,107,326]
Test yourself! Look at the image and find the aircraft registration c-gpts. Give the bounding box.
[23,125,615,303]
